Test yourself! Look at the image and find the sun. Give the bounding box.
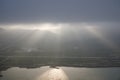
[36,24,61,34]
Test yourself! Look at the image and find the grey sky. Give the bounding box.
[0,0,120,24]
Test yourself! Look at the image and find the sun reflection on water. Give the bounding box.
[36,68,69,80]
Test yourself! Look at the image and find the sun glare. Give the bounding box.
[2,23,62,34]
[36,24,61,34]
[36,68,69,80]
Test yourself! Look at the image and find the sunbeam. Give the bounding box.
[1,23,63,55]
[85,26,120,53]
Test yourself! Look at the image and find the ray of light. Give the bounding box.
[19,23,63,55]
[60,24,91,55]
[22,30,46,48]
[1,23,64,55]
[85,26,120,53]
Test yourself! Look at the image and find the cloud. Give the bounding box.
[0,0,120,24]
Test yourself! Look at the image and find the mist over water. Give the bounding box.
[1,66,120,80]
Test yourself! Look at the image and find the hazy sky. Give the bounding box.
[0,0,120,24]
[0,0,120,80]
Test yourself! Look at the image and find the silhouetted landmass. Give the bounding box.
[0,56,120,72]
